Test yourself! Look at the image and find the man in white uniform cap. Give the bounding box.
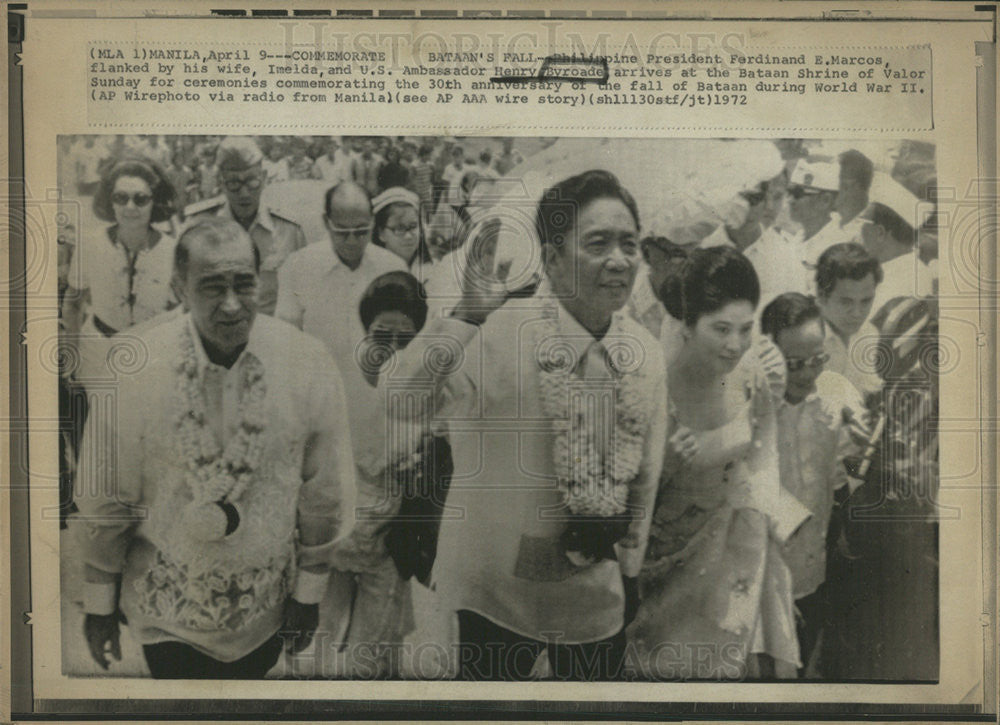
[856,173,935,320]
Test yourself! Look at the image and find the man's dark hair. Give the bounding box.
[174,217,261,280]
[761,292,824,341]
[678,245,760,327]
[535,169,640,250]
[815,242,884,298]
[839,149,875,190]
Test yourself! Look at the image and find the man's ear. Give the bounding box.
[541,240,560,272]
[171,273,189,311]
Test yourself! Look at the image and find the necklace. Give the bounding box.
[173,322,267,542]
[535,304,653,519]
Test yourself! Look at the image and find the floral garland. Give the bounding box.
[173,323,268,542]
[536,306,653,520]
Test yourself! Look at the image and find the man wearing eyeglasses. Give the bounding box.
[276,181,406,380]
[761,292,866,677]
[275,181,406,675]
[185,136,307,316]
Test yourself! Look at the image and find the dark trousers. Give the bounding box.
[457,609,626,681]
[795,585,828,677]
[143,635,282,679]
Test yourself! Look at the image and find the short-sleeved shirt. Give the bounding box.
[185,197,307,315]
[66,225,177,332]
[823,321,884,398]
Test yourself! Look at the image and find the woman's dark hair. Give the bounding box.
[677,245,760,327]
[535,169,640,250]
[815,242,883,299]
[761,292,824,341]
[372,200,432,266]
[359,270,428,333]
[93,157,177,224]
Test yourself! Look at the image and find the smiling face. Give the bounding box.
[544,197,640,331]
[111,175,154,228]
[686,300,756,376]
[176,232,259,359]
[379,203,421,264]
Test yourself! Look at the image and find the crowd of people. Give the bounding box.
[58,134,939,682]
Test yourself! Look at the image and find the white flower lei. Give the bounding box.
[173,323,267,540]
[536,306,653,518]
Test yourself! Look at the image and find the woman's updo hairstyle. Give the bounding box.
[678,245,760,327]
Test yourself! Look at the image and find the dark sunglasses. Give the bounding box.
[371,328,416,349]
[740,189,767,206]
[787,185,825,200]
[785,351,830,372]
[111,191,153,207]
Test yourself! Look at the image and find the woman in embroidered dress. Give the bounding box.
[626,245,806,680]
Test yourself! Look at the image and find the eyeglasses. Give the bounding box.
[222,175,263,192]
[111,191,153,207]
[785,351,830,372]
[384,222,420,237]
[787,186,825,200]
[740,189,767,206]
[327,222,374,240]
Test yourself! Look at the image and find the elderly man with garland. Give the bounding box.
[73,218,356,679]
[382,170,668,681]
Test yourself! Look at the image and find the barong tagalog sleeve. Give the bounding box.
[293,356,357,602]
[616,372,668,578]
[73,314,355,658]
[743,371,813,544]
[76,370,147,611]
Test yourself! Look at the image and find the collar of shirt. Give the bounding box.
[218,199,276,234]
[539,279,622,379]
[185,313,263,381]
[312,240,378,275]
[106,224,164,254]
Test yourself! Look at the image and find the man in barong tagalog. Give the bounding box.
[381,170,668,681]
[72,218,356,679]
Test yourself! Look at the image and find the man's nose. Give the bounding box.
[220,287,241,313]
[606,244,631,268]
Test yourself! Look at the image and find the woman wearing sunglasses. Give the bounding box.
[326,270,455,679]
[62,156,178,390]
